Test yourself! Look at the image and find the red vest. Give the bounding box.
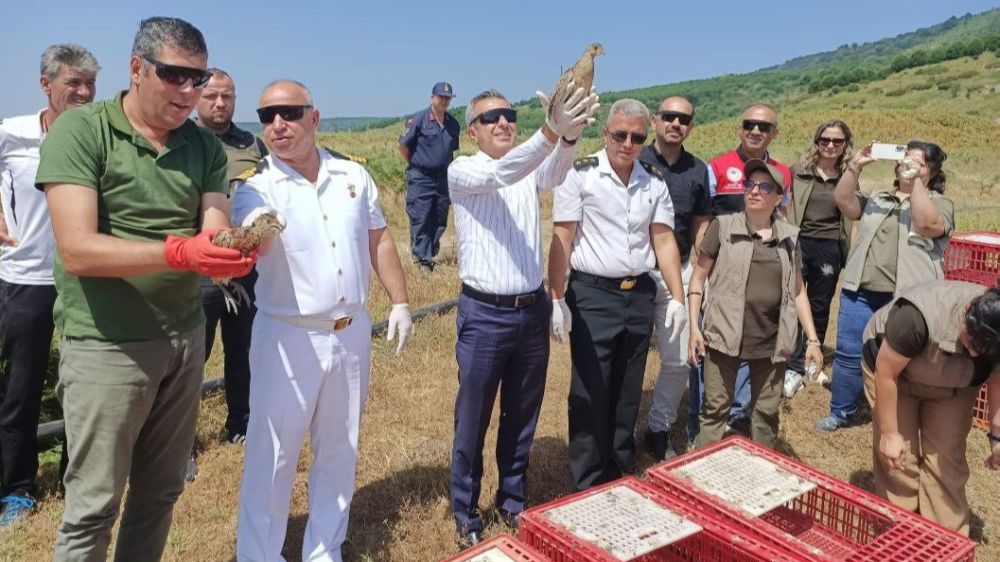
[709,149,792,215]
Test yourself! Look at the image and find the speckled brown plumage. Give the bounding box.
[211,212,285,312]
[548,43,604,119]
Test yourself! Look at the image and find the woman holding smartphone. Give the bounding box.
[783,120,854,396]
[688,158,823,449]
[816,140,954,432]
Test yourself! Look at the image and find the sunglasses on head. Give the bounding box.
[256,105,313,124]
[655,111,693,126]
[742,119,775,133]
[474,108,517,125]
[143,56,212,89]
[817,136,846,147]
[743,179,780,195]
[608,130,648,145]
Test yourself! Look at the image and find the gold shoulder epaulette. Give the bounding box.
[325,148,367,164]
[639,160,663,180]
[574,156,599,171]
[234,159,268,182]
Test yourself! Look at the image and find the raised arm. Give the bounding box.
[908,178,950,239]
[835,141,875,220]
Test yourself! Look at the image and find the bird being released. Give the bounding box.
[211,211,286,312]
[548,43,604,119]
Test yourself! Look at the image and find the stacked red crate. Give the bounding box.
[646,436,976,561]
[440,534,550,562]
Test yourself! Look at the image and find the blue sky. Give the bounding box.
[2,0,996,122]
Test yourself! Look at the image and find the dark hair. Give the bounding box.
[965,287,1000,364]
[894,140,948,193]
[132,17,207,60]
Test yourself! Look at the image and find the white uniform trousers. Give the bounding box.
[647,262,693,433]
[236,311,372,562]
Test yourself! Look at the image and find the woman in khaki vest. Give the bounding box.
[862,280,1000,535]
[817,140,953,432]
[688,158,824,449]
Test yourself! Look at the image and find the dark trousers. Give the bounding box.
[201,270,257,437]
[788,236,842,374]
[0,280,56,497]
[566,272,655,491]
[405,168,450,265]
[451,291,550,533]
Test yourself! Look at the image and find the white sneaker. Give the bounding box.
[783,369,804,398]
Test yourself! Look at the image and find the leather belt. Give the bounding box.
[570,270,651,292]
[461,284,544,309]
[266,313,354,331]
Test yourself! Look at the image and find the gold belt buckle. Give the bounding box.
[332,317,353,330]
[620,277,637,290]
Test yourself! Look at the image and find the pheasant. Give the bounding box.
[548,43,604,119]
[211,211,285,312]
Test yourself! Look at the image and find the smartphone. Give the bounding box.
[871,143,907,161]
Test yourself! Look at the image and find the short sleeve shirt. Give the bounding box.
[35,91,228,341]
[399,107,461,172]
[637,144,711,262]
[553,149,674,277]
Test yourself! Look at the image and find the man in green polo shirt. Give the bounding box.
[35,17,255,561]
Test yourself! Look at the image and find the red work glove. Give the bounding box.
[164,229,256,277]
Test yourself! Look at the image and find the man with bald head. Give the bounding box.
[231,79,413,562]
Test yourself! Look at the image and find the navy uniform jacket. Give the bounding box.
[399,107,460,173]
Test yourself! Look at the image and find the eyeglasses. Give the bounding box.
[143,56,212,89]
[608,130,648,145]
[655,111,693,126]
[474,108,517,125]
[256,105,313,124]
[817,136,847,147]
[743,179,780,195]
[742,120,775,133]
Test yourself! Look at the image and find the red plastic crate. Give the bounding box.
[441,534,550,562]
[518,476,798,562]
[943,232,999,431]
[646,436,976,561]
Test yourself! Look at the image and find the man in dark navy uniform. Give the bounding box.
[398,81,461,274]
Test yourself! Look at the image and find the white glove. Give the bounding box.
[551,298,572,343]
[387,303,413,356]
[535,82,593,138]
[561,86,600,142]
[664,299,687,344]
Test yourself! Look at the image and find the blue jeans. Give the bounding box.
[828,289,893,422]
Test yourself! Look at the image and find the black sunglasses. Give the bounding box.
[743,179,780,195]
[475,108,517,125]
[817,136,847,147]
[143,56,212,89]
[742,119,775,133]
[655,111,693,126]
[256,105,313,124]
[608,130,648,145]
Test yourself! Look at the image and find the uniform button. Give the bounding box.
[331,241,336,248]
[339,296,346,302]
[338,268,343,275]
[323,214,328,220]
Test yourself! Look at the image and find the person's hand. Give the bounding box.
[878,431,906,471]
[688,327,706,367]
[561,86,601,142]
[805,342,824,378]
[849,141,877,171]
[0,218,17,247]
[551,297,572,343]
[986,440,1000,471]
[387,303,413,356]
[164,229,255,277]
[664,299,687,344]
[536,82,591,138]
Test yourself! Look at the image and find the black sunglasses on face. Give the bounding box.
[655,111,693,126]
[475,108,517,125]
[817,136,847,147]
[743,179,780,195]
[256,105,313,124]
[143,56,212,89]
[608,130,647,145]
[742,119,775,133]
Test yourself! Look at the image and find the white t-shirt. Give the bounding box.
[0,109,54,285]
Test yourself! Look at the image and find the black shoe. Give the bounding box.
[457,529,482,549]
[644,428,669,461]
[497,508,520,531]
[726,416,751,437]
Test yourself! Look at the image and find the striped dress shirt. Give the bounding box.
[448,130,576,295]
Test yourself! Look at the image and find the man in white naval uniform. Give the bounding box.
[232,80,413,562]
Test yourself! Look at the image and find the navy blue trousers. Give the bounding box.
[450,292,550,533]
[405,168,450,265]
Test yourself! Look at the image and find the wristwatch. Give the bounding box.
[989,432,1000,444]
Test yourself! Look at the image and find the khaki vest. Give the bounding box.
[863,280,985,388]
[842,190,950,296]
[703,214,800,363]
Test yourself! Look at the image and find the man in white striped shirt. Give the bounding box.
[446,85,598,548]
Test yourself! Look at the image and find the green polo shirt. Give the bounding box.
[35,91,228,341]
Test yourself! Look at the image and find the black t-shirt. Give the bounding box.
[638,145,711,263]
[798,170,841,239]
